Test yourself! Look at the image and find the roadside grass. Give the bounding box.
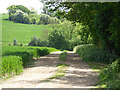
[41,64,68,83]
[1,45,59,79]
[86,62,107,71]
[40,53,68,83]
[2,14,52,45]
[58,51,67,62]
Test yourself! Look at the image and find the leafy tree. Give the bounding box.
[44,2,120,56]
[7,5,31,21]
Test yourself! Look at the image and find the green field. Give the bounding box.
[2,14,52,45]
[1,14,59,79]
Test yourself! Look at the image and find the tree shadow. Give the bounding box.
[18,52,98,87]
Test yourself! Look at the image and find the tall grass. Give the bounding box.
[74,44,116,64]
[2,46,59,78]
[58,51,67,62]
[2,56,23,78]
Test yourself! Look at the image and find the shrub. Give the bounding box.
[30,17,37,24]
[48,29,69,50]
[36,48,49,56]
[23,13,30,24]
[59,52,67,62]
[99,58,120,88]
[35,19,40,25]
[19,52,31,67]
[14,10,25,23]
[37,39,49,47]
[28,36,49,47]
[74,44,116,63]
[2,56,23,78]
[28,35,38,46]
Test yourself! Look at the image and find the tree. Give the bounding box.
[7,5,31,21]
[44,1,120,55]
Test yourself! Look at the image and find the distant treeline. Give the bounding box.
[7,5,60,25]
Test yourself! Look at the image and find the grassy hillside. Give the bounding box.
[2,14,52,45]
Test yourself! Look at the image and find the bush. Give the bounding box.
[74,44,116,63]
[28,35,38,46]
[28,36,49,47]
[30,17,37,24]
[2,56,23,78]
[49,29,69,50]
[59,52,67,62]
[37,39,49,47]
[99,58,120,88]
[35,19,40,25]
[23,13,30,24]
[14,10,25,23]
[36,48,49,56]
[18,52,32,67]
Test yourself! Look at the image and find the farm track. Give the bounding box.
[0,51,98,89]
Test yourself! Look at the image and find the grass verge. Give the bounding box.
[40,64,68,83]
[58,51,67,62]
[2,46,59,79]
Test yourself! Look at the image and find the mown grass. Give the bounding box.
[2,14,52,45]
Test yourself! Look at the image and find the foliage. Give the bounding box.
[7,5,31,21]
[36,48,49,56]
[2,45,59,78]
[48,21,88,50]
[99,58,120,88]
[74,44,117,64]
[7,5,60,25]
[28,35,38,46]
[49,29,69,50]
[2,56,23,78]
[45,2,120,56]
[59,52,67,62]
[28,35,49,47]
[2,14,51,45]
[14,10,25,23]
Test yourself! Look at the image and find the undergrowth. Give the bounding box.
[1,46,59,79]
[74,44,116,64]
[98,58,120,88]
[58,51,67,62]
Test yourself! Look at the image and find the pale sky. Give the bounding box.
[0,0,43,14]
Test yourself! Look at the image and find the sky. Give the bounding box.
[0,0,43,14]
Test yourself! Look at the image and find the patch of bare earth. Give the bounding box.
[0,51,98,88]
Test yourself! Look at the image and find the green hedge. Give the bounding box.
[2,56,23,78]
[74,44,116,64]
[59,52,67,62]
[99,58,120,88]
[2,46,59,78]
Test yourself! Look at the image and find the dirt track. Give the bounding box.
[0,51,98,88]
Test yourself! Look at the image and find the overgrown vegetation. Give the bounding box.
[98,58,120,88]
[48,21,90,50]
[28,35,49,47]
[58,51,67,62]
[2,56,23,78]
[74,45,117,64]
[1,46,59,79]
[45,2,120,88]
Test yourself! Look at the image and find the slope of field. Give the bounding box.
[2,14,52,45]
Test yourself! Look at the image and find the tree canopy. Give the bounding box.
[43,1,120,56]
